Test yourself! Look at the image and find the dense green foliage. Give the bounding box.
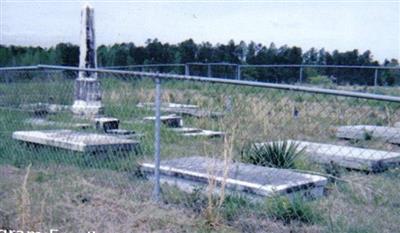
[1,38,399,85]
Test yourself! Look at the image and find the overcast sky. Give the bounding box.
[1,0,399,62]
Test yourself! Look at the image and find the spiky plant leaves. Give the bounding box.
[241,141,304,169]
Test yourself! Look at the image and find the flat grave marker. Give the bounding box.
[137,102,224,118]
[336,125,400,145]
[141,156,327,199]
[13,130,138,153]
[182,129,225,138]
[24,118,91,129]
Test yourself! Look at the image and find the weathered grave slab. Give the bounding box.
[182,130,225,138]
[141,156,327,199]
[12,130,138,153]
[137,102,199,110]
[264,140,400,172]
[171,109,225,119]
[336,125,400,144]
[95,117,119,131]
[105,129,143,139]
[170,127,203,134]
[20,103,70,116]
[137,102,224,118]
[143,114,183,128]
[24,118,91,129]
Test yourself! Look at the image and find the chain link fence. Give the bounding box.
[0,65,399,232]
[103,63,400,92]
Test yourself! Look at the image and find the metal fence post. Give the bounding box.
[299,66,303,84]
[185,64,190,76]
[237,65,241,80]
[374,69,378,87]
[152,76,161,202]
[207,64,211,77]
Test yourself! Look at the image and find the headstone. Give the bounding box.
[260,141,400,172]
[71,3,103,117]
[143,114,183,128]
[94,117,119,132]
[12,130,138,153]
[141,156,327,199]
[336,125,400,144]
[394,122,400,128]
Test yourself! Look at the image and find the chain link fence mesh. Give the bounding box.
[0,67,399,232]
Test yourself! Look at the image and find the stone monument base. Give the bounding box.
[71,100,103,118]
[72,77,103,117]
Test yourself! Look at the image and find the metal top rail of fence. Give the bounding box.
[1,64,399,103]
[99,63,400,85]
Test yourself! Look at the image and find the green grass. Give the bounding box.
[0,76,399,232]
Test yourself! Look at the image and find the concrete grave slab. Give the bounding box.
[143,114,183,128]
[20,103,70,116]
[24,118,91,129]
[171,109,225,119]
[137,102,224,118]
[336,125,400,144]
[137,102,199,110]
[170,127,203,134]
[105,129,143,139]
[261,141,400,172]
[12,130,138,153]
[141,156,327,199]
[182,130,225,138]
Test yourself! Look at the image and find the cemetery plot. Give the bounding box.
[336,125,400,144]
[181,129,225,138]
[141,156,327,199]
[137,102,224,118]
[12,130,139,153]
[24,118,91,129]
[170,127,225,138]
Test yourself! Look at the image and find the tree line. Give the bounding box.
[1,39,399,85]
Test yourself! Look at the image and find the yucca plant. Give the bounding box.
[241,141,304,169]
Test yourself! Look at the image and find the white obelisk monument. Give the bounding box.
[71,3,103,117]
